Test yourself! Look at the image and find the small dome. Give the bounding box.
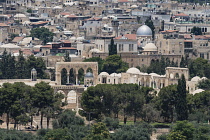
[143,43,157,51]
[131,5,138,8]
[99,72,109,76]
[191,76,201,82]
[149,73,160,76]
[192,89,204,95]
[126,67,141,75]
[110,73,121,77]
[136,25,152,36]
[89,49,101,53]
[85,72,93,77]
[31,68,36,71]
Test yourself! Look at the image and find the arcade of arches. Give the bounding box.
[55,62,98,85]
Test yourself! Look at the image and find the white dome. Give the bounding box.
[136,25,152,36]
[99,72,109,76]
[143,43,157,51]
[89,49,101,53]
[149,73,160,76]
[126,67,141,75]
[110,73,121,77]
[191,76,201,82]
[192,89,204,95]
[131,5,138,8]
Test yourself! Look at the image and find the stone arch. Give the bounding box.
[175,73,179,79]
[145,77,150,87]
[55,62,98,85]
[86,67,93,73]
[61,68,67,85]
[141,78,144,87]
[157,79,161,89]
[69,68,76,84]
[78,68,85,85]
[67,90,77,104]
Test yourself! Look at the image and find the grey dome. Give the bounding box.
[136,25,152,36]
[31,68,36,71]
[85,72,93,77]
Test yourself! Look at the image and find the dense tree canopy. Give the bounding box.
[191,26,202,35]
[30,27,54,44]
[0,50,48,79]
[102,55,129,74]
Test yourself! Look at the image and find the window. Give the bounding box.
[200,53,204,58]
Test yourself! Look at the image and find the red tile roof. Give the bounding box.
[60,12,71,16]
[184,40,192,42]
[0,23,9,27]
[41,45,52,48]
[84,17,102,21]
[12,37,24,43]
[60,40,71,43]
[161,30,179,33]
[115,34,137,40]
[184,34,192,39]
[58,47,76,50]
[174,13,189,17]
[30,21,50,25]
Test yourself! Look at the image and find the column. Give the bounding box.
[67,73,70,84]
[76,73,78,85]
[55,72,61,85]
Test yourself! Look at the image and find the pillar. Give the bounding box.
[67,73,70,84]
[55,72,61,85]
[76,73,78,85]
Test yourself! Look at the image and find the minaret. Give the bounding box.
[111,17,119,37]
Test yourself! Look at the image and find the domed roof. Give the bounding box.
[110,73,121,77]
[143,43,157,51]
[191,76,201,82]
[99,72,109,76]
[192,89,204,95]
[126,67,141,75]
[136,25,152,36]
[89,49,101,53]
[149,73,160,76]
[84,72,93,77]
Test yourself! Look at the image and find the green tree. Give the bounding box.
[155,85,177,122]
[175,75,188,121]
[145,18,155,39]
[191,26,202,35]
[111,123,153,140]
[26,8,32,13]
[169,121,195,140]
[85,122,110,140]
[30,27,54,44]
[83,57,104,73]
[102,55,128,74]
[0,83,17,129]
[33,81,54,128]
[109,38,117,55]
[16,50,27,79]
[198,79,210,90]
[44,128,73,140]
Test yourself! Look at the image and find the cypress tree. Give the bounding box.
[109,38,117,56]
[175,74,188,121]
